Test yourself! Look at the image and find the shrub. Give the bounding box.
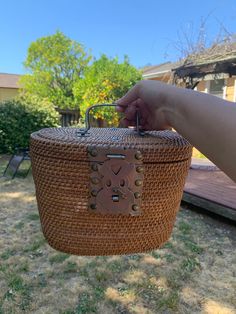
[0,98,59,153]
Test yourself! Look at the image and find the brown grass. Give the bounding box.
[0,176,235,314]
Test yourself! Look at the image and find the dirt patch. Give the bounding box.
[0,177,235,313]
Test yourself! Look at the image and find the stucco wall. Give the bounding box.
[149,74,171,83]
[196,81,205,92]
[196,78,236,102]
[225,77,235,102]
[0,88,19,102]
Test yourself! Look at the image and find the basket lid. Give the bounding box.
[30,127,192,163]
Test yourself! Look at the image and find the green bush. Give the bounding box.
[0,98,59,153]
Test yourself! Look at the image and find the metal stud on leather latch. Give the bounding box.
[112,195,119,202]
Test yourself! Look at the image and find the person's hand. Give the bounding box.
[116,80,173,130]
[118,79,236,183]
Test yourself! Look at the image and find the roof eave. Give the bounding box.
[174,56,236,79]
[142,70,171,79]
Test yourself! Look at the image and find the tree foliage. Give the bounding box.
[20,31,91,109]
[20,32,141,124]
[73,55,142,124]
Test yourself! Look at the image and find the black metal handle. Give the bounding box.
[77,103,145,136]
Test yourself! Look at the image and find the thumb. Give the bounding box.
[116,83,140,107]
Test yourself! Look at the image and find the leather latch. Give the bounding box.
[88,146,144,216]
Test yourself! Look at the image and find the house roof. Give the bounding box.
[173,41,236,78]
[0,73,21,89]
[142,61,181,79]
[142,62,173,78]
[176,42,236,68]
[142,41,236,82]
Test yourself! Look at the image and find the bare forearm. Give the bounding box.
[117,80,236,182]
[165,87,236,181]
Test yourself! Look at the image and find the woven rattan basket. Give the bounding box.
[30,105,192,256]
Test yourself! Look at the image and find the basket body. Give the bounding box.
[30,127,192,256]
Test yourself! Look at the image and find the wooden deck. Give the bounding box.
[183,168,236,221]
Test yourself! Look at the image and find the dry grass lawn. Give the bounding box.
[0,176,236,314]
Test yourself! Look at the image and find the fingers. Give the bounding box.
[115,81,151,129]
[116,98,140,113]
[116,105,125,112]
[116,83,140,108]
[117,97,148,128]
[119,118,135,128]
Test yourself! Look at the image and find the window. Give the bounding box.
[209,79,225,98]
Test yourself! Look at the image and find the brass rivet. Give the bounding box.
[136,166,144,173]
[91,177,100,184]
[90,149,98,157]
[134,192,141,199]
[132,204,139,211]
[90,204,97,210]
[91,163,98,171]
[91,189,98,197]
[135,151,143,160]
[135,179,142,186]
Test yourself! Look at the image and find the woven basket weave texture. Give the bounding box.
[30,127,192,256]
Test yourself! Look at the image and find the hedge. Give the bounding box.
[0,98,59,153]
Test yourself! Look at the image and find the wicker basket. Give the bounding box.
[30,105,192,256]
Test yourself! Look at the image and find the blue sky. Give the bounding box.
[0,0,236,74]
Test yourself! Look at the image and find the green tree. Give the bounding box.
[20,31,91,109]
[73,55,142,124]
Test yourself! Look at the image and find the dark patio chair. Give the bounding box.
[2,148,31,179]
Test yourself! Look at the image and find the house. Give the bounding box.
[0,73,21,102]
[142,42,236,102]
[0,72,78,127]
[142,62,175,82]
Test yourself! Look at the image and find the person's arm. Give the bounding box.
[116,80,236,182]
